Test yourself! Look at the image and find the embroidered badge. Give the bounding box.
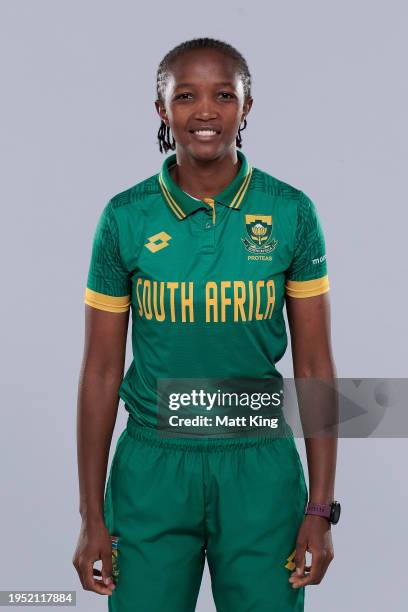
[241,214,278,254]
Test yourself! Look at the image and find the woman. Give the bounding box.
[73,37,338,612]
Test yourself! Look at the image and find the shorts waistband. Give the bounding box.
[125,416,294,452]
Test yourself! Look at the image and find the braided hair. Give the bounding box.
[156,37,252,153]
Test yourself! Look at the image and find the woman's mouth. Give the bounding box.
[189,128,221,140]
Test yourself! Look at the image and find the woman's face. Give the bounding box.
[156,48,253,161]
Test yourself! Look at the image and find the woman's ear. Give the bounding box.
[243,96,254,118]
[154,100,168,124]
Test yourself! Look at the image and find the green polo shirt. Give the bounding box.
[84,150,329,427]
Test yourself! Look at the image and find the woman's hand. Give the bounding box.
[72,518,116,596]
[288,515,334,589]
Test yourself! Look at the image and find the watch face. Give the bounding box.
[330,501,341,524]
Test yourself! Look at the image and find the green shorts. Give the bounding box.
[103,418,308,611]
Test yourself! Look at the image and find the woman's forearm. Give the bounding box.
[76,370,122,523]
[304,436,337,503]
[295,363,338,505]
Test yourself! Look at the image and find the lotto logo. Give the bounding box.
[144,231,172,253]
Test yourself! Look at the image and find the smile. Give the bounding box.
[189,129,221,139]
[194,129,217,135]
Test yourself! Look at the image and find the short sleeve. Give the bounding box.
[285,191,330,298]
[84,201,131,312]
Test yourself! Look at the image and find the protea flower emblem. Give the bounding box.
[252,222,268,245]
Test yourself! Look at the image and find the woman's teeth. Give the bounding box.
[194,130,217,135]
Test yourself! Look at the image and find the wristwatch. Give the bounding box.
[304,500,341,525]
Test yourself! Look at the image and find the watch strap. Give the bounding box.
[304,501,332,518]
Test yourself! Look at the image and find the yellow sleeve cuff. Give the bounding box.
[285,274,330,298]
[84,287,131,312]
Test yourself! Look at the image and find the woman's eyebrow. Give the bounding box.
[174,81,236,88]
[173,82,195,88]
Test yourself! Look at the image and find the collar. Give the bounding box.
[158,150,253,220]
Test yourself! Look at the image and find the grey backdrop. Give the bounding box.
[1,0,407,610]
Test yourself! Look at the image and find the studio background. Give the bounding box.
[1,1,407,610]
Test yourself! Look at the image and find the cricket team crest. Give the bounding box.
[241,214,278,254]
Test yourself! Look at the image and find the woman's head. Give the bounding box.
[155,38,253,160]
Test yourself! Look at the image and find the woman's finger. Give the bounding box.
[290,550,328,587]
[81,558,115,595]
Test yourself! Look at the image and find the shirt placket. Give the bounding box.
[200,198,216,255]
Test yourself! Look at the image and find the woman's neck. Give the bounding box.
[168,149,241,200]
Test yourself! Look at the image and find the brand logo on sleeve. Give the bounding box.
[242,214,278,256]
[144,231,172,253]
[312,254,326,265]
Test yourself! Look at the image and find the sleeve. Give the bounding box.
[84,201,132,312]
[285,191,330,298]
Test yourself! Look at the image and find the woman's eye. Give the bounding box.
[219,92,235,99]
[176,93,193,100]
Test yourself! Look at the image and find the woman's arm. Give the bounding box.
[73,305,129,595]
[285,292,337,588]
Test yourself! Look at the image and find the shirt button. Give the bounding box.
[205,222,212,229]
